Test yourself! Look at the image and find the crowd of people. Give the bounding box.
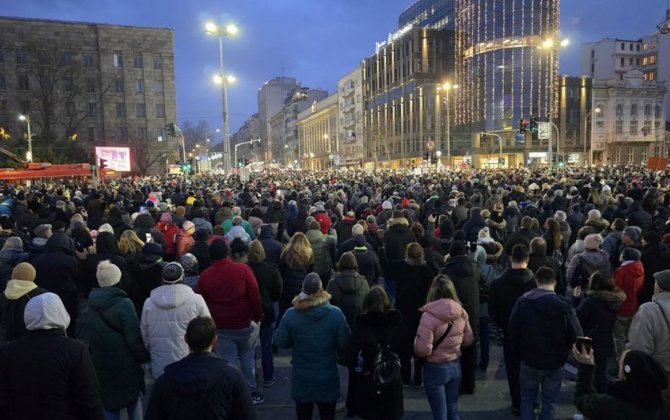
[0,165,669,419]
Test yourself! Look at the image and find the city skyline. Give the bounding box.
[3,0,669,138]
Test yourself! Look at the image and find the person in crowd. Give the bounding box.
[351,234,382,287]
[179,253,200,288]
[612,247,644,360]
[305,220,337,287]
[489,244,536,415]
[0,292,104,419]
[78,231,131,296]
[338,223,373,257]
[27,223,52,261]
[576,272,625,393]
[602,218,626,266]
[32,231,80,338]
[229,237,250,263]
[326,252,370,328]
[196,239,264,404]
[140,262,210,379]
[279,232,313,321]
[528,237,565,295]
[83,260,149,420]
[155,212,179,261]
[0,237,28,290]
[639,231,670,305]
[383,211,415,261]
[247,240,282,387]
[344,286,411,420]
[274,272,351,420]
[505,216,541,255]
[0,262,46,342]
[573,346,668,419]
[259,224,283,267]
[567,226,594,266]
[567,233,612,297]
[508,266,582,420]
[414,274,474,420]
[628,269,670,399]
[118,229,146,266]
[175,220,196,260]
[189,228,212,273]
[129,242,165,315]
[145,316,257,420]
[441,239,480,394]
[473,236,502,371]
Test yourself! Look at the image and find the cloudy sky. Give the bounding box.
[3,0,669,139]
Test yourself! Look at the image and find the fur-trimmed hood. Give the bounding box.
[486,217,507,230]
[387,217,409,227]
[291,289,332,311]
[585,217,610,229]
[586,288,626,303]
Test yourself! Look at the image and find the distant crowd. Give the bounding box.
[0,165,669,420]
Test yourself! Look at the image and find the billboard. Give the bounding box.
[95,147,131,172]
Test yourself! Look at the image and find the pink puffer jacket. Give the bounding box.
[413,298,474,363]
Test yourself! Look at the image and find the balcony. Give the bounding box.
[341,81,355,98]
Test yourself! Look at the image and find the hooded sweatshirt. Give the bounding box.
[414,298,474,363]
[140,284,211,379]
[325,270,370,328]
[489,268,536,330]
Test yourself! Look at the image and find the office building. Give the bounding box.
[297,93,338,171]
[230,113,260,164]
[556,76,592,164]
[0,16,177,174]
[337,67,364,167]
[257,77,301,161]
[398,0,455,30]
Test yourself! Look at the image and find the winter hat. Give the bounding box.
[180,253,199,273]
[98,223,114,234]
[24,292,70,331]
[160,212,173,223]
[182,221,195,232]
[620,247,641,262]
[360,196,369,204]
[301,272,323,296]
[96,260,121,287]
[352,224,364,236]
[315,204,325,212]
[477,227,494,244]
[508,200,518,209]
[642,231,662,245]
[161,262,184,284]
[34,224,52,239]
[176,206,186,216]
[449,240,468,257]
[653,269,670,291]
[584,234,603,250]
[209,239,230,260]
[587,209,601,220]
[480,209,491,219]
[142,242,163,258]
[622,350,668,391]
[382,200,393,210]
[623,226,642,243]
[11,262,36,282]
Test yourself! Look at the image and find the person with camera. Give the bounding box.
[508,266,582,420]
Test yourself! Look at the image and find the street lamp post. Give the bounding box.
[206,21,238,173]
[584,107,601,166]
[18,114,32,162]
[438,82,459,168]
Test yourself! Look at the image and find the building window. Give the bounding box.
[596,121,604,130]
[595,105,604,117]
[87,127,96,142]
[643,57,648,66]
[650,54,657,64]
[18,74,29,90]
[614,147,621,162]
[154,56,163,70]
[630,120,638,134]
[628,147,634,162]
[655,145,662,156]
[61,52,72,65]
[157,127,166,142]
[641,146,648,162]
[155,103,165,118]
[631,104,638,117]
[114,79,124,93]
[644,120,652,134]
[656,105,662,119]
[621,42,625,50]
[637,58,640,65]
[616,120,623,133]
[137,127,147,141]
[0,74,5,91]
[64,77,74,92]
[629,44,633,51]
[637,44,640,52]
[113,51,123,68]
[154,80,164,94]
[629,58,634,65]
[115,126,128,141]
[88,103,97,118]
[135,79,144,93]
[620,57,625,66]
[16,50,27,65]
[84,53,94,67]
[656,121,661,129]
[116,102,126,118]
[136,103,146,118]
[86,77,95,93]
[644,104,652,117]
[616,103,624,117]
[133,54,143,69]
[647,72,657,81]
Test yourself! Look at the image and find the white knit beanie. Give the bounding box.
[97,260,121,287]
[98,223,114,234]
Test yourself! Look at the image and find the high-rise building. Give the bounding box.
[0,16,177,174]
[556,76,592,164]
[455,0,560,135]
[338,67,364,167]
[230,113,260,164]
[257,77,300,161]
[398,0,455,30]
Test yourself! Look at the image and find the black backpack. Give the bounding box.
[372,345,402,394]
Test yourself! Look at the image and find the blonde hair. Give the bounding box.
[426,274,462,305]
[282,232,313,269]
[248,240,266,264]
[118,230,145,256]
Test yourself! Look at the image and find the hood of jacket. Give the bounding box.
[586,217,610,229]
[332,270,365,294]
[161,352,229,395]
[45,232,74,256]
[586,288,626,304]
[4,279,38,300]
[617,260,644,277]
[486,217,507,230]
[88,286,128,311]
[291,289,332,317]
[521,288,570,318]
[443,255,476,278]
[0,248,28,265]
[387,218,409,229]
[305,228,324,242]
[149,283,196,309]
[96,231,119,255]
[579,250,611,271]
[28,237,48,250]
[420,298,464,323]
[501,268,535,288]
[260,224,275,240]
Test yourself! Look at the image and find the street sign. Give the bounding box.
[538,122,551,140]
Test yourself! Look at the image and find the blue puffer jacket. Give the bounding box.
[274,290,350,402]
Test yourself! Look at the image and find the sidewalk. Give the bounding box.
[255,342,581,419]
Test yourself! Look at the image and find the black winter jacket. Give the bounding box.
[577,289,625,359]
[249,261,282,325]
[441,255,481,335]
[488,268,536,331]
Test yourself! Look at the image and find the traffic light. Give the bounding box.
[551,155,557,165]
[530,116,539,133]
[166,123,176,137]
[237,158,243,168]
[244,158,251,167]
[519,118,529,133]
[481,133,489,146]
[98,158,107,170]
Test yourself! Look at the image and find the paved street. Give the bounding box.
[255,343,580,420]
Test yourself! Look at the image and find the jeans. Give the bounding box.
[613,315,632,360]
[214,322,260,392]
[423,360,461,420]
[519,362,563,420]
[103,398,139,420]
[259,323,275,382]
[295,401,336,420]
[503,335,521,410]
[478,316,491,370]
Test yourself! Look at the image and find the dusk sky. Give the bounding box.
[3,0,670,141]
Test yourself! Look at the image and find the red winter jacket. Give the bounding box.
[155,221,179,255]
[613,260,644,317]
[312,211,332,235]
[196,257,262,329]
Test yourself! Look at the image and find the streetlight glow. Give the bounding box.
[204,22,218,34]
[226,24,239,35]
[543,38,554,48]
[213,74,236,85]
[18,115,27,122]
[560,39,570,47]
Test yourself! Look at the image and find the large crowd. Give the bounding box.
[0,165,669,420]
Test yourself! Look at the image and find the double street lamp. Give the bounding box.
[205,21,239,172]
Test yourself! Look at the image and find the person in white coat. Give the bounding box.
[141,262,210,379]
